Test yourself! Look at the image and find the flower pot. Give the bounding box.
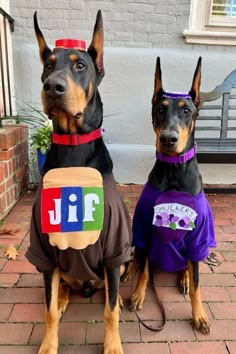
[37,149,48,173]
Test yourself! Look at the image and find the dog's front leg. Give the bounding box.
[132,249,149,310]
[39,268,61,354]
[103,267,123,354]
[188,260,210,334]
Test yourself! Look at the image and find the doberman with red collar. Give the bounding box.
[130,57,216,334]
[26,11,133,354]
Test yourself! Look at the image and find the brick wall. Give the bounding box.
[117,183,144,221]
[10,0,190,48]
[0,125,29,220]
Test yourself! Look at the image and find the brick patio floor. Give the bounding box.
[0,186,236,353]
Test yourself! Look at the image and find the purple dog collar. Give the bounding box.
[156,144,197,164]
[162,91,192,100]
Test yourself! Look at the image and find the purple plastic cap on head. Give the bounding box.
[162,91,192,99]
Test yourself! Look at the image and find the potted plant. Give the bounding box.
[31,124,52,172]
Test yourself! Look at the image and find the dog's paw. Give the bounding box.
[103,335,124,354]
[121,262,135,282]
[121,272,130,282]
[38,342,58,354]
[193,312,211,334]
[131,289,145,311]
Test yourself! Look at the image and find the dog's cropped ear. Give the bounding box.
[189,57,202,108]
[34,11,52,63]
[152,57,164,105]
[88,10,104,84]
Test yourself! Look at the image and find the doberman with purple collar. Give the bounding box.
[130,57,216,334]
[26,11,133,354]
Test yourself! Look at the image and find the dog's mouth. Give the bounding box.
[43,97,83,120]
[48,107,83,121]
[157,137,180,156]
[159,145,179,156]
[157,138,190,156]
[45,106,85,134]
[42,92,86,121]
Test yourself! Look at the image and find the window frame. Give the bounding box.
[183,0,236,45]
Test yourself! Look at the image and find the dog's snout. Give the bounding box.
[43,77,67,97]
[160,130,179,147]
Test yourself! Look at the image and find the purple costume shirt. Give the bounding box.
[132,183,216,272]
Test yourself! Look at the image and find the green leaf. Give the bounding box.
[40,146,47,154]
[189,221,195,229]
[169,223,177,230]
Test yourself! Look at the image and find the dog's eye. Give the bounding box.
[157,106,164,114]
[75,62,85,72]
[45,63,54,71]
[183,107,191,114]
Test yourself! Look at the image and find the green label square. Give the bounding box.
[82,187,104,231]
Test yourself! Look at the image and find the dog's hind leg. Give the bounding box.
[58,282,70,318]
[39,268,61,354]
[103,267,123,354]
[188,260,210,334]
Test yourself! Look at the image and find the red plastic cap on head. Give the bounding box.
[55,39,86,51]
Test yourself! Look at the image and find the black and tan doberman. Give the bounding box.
[130,57,216,334]
[26,11,133,354]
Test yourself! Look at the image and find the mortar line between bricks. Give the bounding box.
[27,323,35,346]
[208,302,215,320]
[225,341,231,354]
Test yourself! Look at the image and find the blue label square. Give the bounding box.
[61,187,83,232]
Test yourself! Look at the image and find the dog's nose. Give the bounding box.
[160,130,179,146]
[43,77,67,97]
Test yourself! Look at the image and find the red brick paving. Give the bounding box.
[0,189,236,353]
[170,341,229,354]
[0,304,13,321]
[227,342,236,353]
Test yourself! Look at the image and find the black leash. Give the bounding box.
[129,267,166,332]
[203,252,221,268]
[129,252,220,331]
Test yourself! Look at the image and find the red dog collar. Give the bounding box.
[51,128,102,146]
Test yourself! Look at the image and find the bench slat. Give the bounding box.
[196,127,221,131]
[198,116,222,120]
[197,138,236,152]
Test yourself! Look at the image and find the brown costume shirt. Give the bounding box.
[26,173,133,281]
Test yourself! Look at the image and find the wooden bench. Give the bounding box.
[196,70,236,163]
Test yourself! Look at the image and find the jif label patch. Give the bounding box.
[41,186,104,233]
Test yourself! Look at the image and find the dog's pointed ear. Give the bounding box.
[88,10,104,84]
[152,57,163,105]
[34,11,52,63]
[189,57,202,107]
